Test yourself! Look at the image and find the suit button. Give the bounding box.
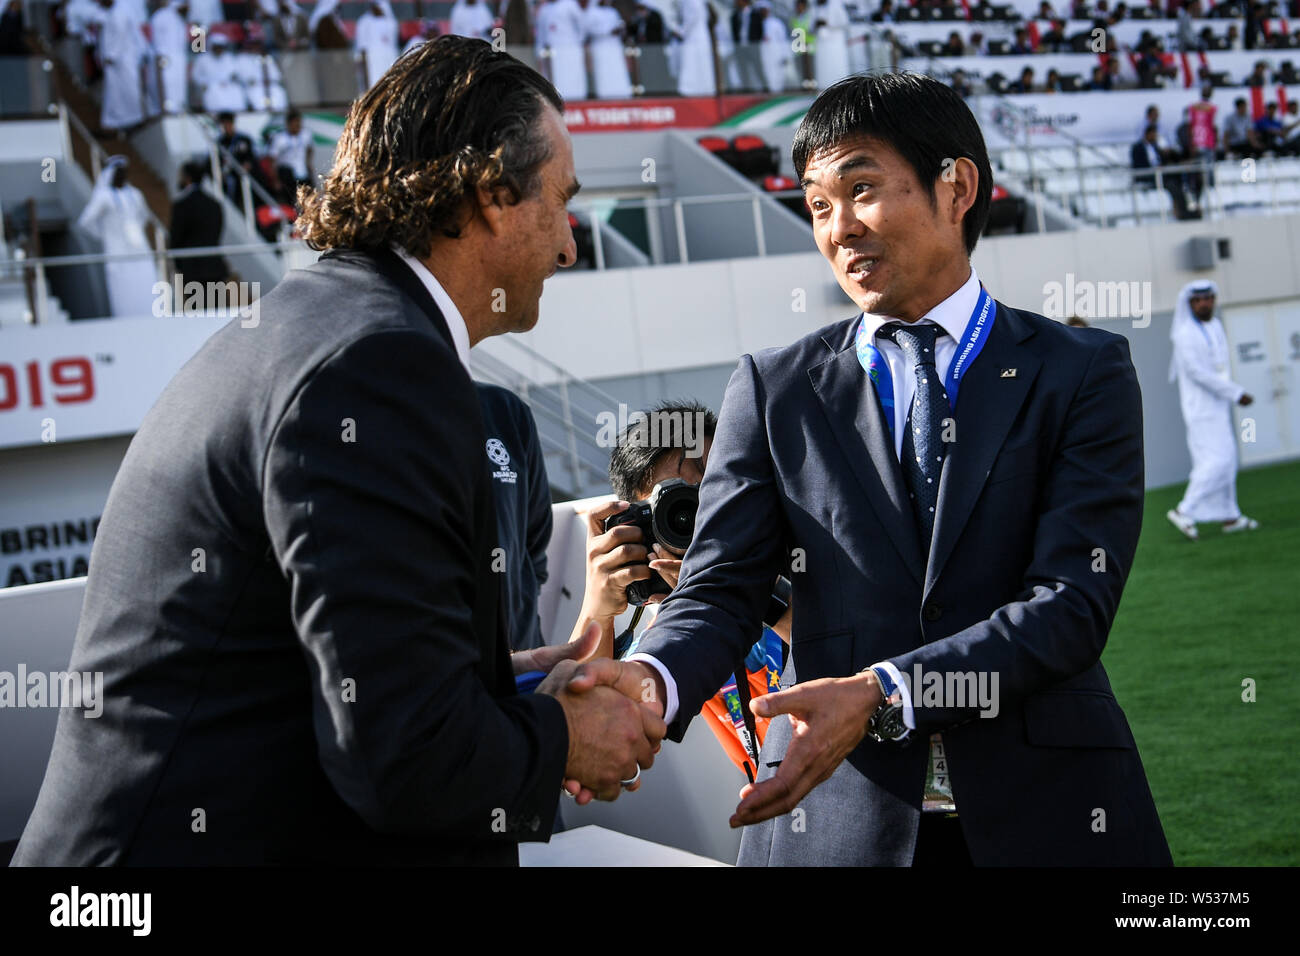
[923,602,943,622]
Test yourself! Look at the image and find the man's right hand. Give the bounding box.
[538,658,666,802]
[580,499,653,621]
[555,658,668,804]
[1239,393,1254,406]
[567,499,654,658]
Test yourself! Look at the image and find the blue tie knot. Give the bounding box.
[884,322,940,365]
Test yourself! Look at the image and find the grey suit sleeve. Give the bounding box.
[890,335,1145,730]
[632,353,789,739]
[262,328,568,840]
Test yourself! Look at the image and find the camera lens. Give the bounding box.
[667,503,694,537]
[651,480,698,553]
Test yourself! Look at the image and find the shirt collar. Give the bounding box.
[858,265,981,345]
[391,245,472,372]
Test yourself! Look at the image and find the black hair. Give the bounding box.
[608,400,718,501]
[792,71,993,255]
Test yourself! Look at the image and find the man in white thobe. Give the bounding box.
[812,0,848,90]
[675,0,714,96]
[448,0,494,40]
[78,157,158,318]
[756,2,789,93]
[237,32,289,109]
[193,33,247,112]
[543,0,588,101]
[150,0,189,113]
[584,0,631,99]
[355,1,399,88]
[98,0,146,132]
[1166,280,1259,539]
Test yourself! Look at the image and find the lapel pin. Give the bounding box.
[1000,368,1018,378]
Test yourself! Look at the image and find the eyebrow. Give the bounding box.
[565,178,582,200]
[800,155,881,190]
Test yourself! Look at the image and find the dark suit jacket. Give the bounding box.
[635,300,1173,866]
[475,383,552,652]
[633,9,665,43]
[12,248,568,866]
[1130,139,1173,187]
[169,186,226,282]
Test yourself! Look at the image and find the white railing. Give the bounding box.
[570,189,805,266]
[0,240,309,325]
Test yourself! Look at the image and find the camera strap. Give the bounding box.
[611,606,645,660]
[732,663,761,784]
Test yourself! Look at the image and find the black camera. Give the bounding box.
[602,478,699,606]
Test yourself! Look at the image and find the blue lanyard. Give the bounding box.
[854,286,996,445]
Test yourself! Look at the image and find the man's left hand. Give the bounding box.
[729,672,882,828]
[511,620,601,676]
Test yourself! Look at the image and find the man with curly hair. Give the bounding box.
[13,36,665,866]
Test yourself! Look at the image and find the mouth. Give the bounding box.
[844,255,881,280]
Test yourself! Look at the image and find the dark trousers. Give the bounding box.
[912,812,973,867]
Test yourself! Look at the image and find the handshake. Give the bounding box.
[517,621,669,803]
[514,617,887,828]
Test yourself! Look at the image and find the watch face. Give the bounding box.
[879,705,906,740]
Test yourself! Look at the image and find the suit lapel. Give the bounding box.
[809,325,926,588]
[925,302,1041,594]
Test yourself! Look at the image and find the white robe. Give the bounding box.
[150,4,189,114]
[448,0,494,40]
[541,0,587,101]
[759,13,789,93]
[584,5,631,99]
[237,52,288,110]
[99,7,146,130]
[1170,290,1246,522]
[813,0,849,90]
[356,6,400,88]
[192,49,247,112]
[676,0,715,96]
[66,0,104,42]
[78,174,157,319]
[186,0,223,27]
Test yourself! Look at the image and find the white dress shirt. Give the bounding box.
[392,246,472,372]
[633,268,982,724]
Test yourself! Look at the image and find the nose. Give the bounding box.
[828,199,865,248]
[558,216,578,269]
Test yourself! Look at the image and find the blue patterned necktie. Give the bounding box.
[884,322,950,555]
[883,320,958,813]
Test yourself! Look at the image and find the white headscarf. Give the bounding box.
[1169,278,1219,383]
[95,155,129,191]
[308,0,341,34]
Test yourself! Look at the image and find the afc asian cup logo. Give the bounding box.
[486,438,511,469]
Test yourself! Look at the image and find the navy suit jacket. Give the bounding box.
[12,249,567,865]
[635,298,1173,866]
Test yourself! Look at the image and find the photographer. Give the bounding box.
[569,400,791,780]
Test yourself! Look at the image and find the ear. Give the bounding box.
[939,156,979,231]
[474,182,515,238]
